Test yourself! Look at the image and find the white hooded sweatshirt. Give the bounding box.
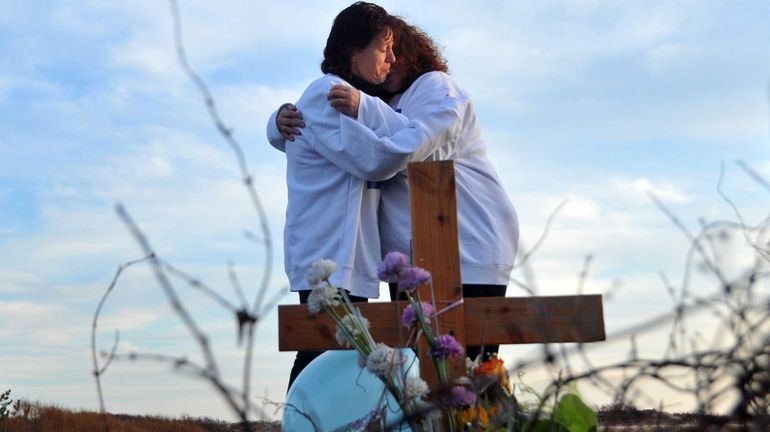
[266,73,468,297]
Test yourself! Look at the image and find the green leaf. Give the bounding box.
[553,393,597,432]
[524,419,569,432]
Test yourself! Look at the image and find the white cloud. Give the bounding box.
[612,4,685,45]
[617,177,693,204]
[559,195,602,221]
[0,269,44,295]
[49,4,115,37]
[0,74,61,104]
[114,43,179,78]
[642,42,701,75]
[0,301,55,322]
[0,301,83,345]
[98,308,162,332]
[211,83,306,137]
[104,1,339,80]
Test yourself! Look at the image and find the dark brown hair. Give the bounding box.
[390,16,449,93]
[321,2,392,82]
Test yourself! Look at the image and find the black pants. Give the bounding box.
[389,283,507,362]
[286,289,368,392]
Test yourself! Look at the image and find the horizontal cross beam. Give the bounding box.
[278,294,605,351]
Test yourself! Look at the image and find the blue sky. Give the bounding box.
[1,0,769,422]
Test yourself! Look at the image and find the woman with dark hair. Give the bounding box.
[271,3,466,390]
[273,16,519,363]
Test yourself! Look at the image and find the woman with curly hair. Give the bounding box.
[353,17,519,362]
[270,15,517,363]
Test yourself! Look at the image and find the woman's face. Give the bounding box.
[350,29,395,85]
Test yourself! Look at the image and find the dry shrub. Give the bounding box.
[0,401,243,432]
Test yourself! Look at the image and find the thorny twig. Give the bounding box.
[91,254,152,414]
[161,259,238,313]
[510,200,568,298]
[514,199,568,271]
[110,351,267,420]
[96,1,285,426]
[168,0,277,414]
[510,168,770,430]
[115,205,250,421]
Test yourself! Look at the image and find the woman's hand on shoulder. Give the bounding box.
[276,103,304,141]
[326,84,360,118]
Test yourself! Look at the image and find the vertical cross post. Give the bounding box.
[408,160,466,393]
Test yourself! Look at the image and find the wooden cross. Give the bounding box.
[278,160,605,400]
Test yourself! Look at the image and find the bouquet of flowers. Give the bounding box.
[307,252,472,430]
[453,355,517,430]
[305,253,596,432]
[306,257,435,431]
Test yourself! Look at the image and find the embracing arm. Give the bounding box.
[357,92,409,135]
[334,92,469,179]
[266,109,285,152]
[305,77,467,181]
[265,103,305,152]
[334,73,465,168]
[332,72,461,163]
[326,84,408,137]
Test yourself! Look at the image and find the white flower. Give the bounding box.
[466,356,480,370]
[307,285,339,314]
[454,376,473,386]
[335,314,370,347]
[404,376,430,400]
[407,399,437,420]
[366,343,403,377]
[307,259,337,286]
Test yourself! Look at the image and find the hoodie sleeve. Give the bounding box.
[265,108,287,153]
[304,76,468,181]
[335,92,469,179]
[334,72,466,172]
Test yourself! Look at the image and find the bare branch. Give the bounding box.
[737,159,770,194]
[649,192,728,286]
[167,0,273,317]
[91,254,152,414]
[98,330,121,376]
[228,261,249,309]
[514,199,568,269]
[256,285,290,318]
[115,204,222,381]
[161,259,238,313]
[112,351,265,421]
[576,254,592,295]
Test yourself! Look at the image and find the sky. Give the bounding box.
[1,0,769,423]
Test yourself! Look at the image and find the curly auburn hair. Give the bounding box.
[390,16,449,93]
[320,2,392,82]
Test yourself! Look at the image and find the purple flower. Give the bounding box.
[397,266,431,293]
[401,302,434,328]
[446,386,477,407]
[432,334,464,359]
[377,251,410,283]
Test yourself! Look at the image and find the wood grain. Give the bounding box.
[278,294,605,351]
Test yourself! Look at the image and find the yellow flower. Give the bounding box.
[456,406,490,428]
[476,406,490,426]
[473,356,512,393]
